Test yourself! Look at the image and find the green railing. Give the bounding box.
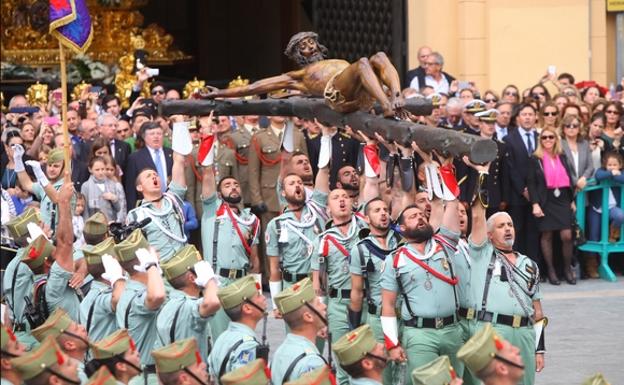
[575,179,624,282]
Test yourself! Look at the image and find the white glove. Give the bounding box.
[317,135,332,169]
[281,121,294,153]
[12,144,25,173]
[269,281,283,310]
[25,160,50,188]
[133,248,161,273]
[172,121,193,156]
[101,254,126,287]
[193,260,216,287]
[26,223,47,243]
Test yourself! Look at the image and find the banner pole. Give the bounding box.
[59,42,72,182]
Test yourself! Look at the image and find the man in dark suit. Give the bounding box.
[124,121,173,209]
[306,126,360,188]
[404,46,432,88]
[95,113,131,172]
[503,103,540,262]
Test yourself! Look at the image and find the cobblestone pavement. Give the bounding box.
[258,276,624,384]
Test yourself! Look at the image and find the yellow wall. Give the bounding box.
[407,0,612,94]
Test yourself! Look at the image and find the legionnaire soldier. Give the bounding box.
[126,117,189,263]
[457,323,525,385]
[1,324,27,385]
[219,359,270,385]
[411,355,463,385]
[80,237,126,342]
[208,275,268,383]
[332,324,389,385]
[84,367,117,385]
[199,133,261,337]
[283,365,334,385]
[11,336,81,385]
[113,231,166,385]
[152,339,210,385]
[31,309,91,384]
[155,245,220,360]
[270,278,330,384]
[381,152,465,382]
[87,329,142,385]
[463,157,546,385]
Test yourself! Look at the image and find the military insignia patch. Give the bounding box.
[236,349,255,365]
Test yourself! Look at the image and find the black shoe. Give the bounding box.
[548,276,561,285]
[565,270,577,285]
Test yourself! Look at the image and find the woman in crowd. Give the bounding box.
[538,101,560,131]
[501,84,520,104]
[592,99,609,115]
[528,127,576,285]
[552,94,570,112]
[483,89,499,109]
[561,85,581,105]
[578,102,591,127]
[582,85,603,105]
[588,113,607,170]
[80,156,123,220]
[561,114,594,191]
[19,120,36,150]
[562,103,582,119]
[1,130,30,192]
[529,83,551,104]
[601,101,623,148]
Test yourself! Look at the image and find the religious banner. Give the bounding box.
[49,0,93,53]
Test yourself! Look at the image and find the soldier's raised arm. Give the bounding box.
[314,119,331,194]
[170,115,189,189]
[463,156,490,245]
[198,114,217,199]
[358,129,380,204]
[52,177,75,272]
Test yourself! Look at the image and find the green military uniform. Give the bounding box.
[31,178,64,230]
[11,336,80,384]
[270,278,327,384]
[84,366,117,385]
[214,139,239,184]
[30,309,89,384]
[44,235,82,322]
[79,238,118,342]
[283,365,333,385]
[333,324,383,385]
[467,239,541,385]
[311,215,367,384]
[155,245,212,359]
[265,191,327,287]
[200,193,260,337]
[90,329,139,385]
[113,231,161,385]
[220,358,270,385]
[208,276,262,382]
[126,181,187,263]
[152,339,204,381]
[411,355,458,385]
[381,228,464,382]
[223,126,256,205]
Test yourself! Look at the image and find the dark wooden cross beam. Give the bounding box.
[160,97,498,163]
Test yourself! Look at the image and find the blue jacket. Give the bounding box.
[182,200,199,239]
[589,168,624,210]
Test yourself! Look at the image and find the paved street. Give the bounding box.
[258,276,624,384]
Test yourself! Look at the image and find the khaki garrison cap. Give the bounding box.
[1,324,18,350]
[91,329,135,360]
[84,212,109,236]
[217,275,260,310]
[5,207,40,239]
[582,373,611,385]
[114,229,149,262]
[21,234,54,269]
[152,338,201,374]
[333,324,377,366]
[85,366,117,385]
[475,108,499,123]
[457,323,504,375]
[411,355,457,385]
[31,308,73,342]
[161,244,202,280]
[220,359,270,385]
[82,237,116,266]
[11,336,66,380]
[284,365,333,385]
[273,277,315,315]
[47,148,65,164]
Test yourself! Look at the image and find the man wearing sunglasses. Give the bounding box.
[150,83,167,105]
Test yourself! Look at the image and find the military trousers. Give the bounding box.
[479,321,536,385]
[401,321,464,385]
[458,317,481,385]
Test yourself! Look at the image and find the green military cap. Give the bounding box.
[475,108,499,123]
[84,212,109,237]
[1,323,18,351]
[457,323,503,375]
[82,237,117,266]
[284,365,332,385]
[152,338,201,374]
[411,355,457,385]
[273,277,315,315]
[31,308,73,342]
[582,373,611,385]
[220,359,270,385]
[114,229,149,262]
[161,244,202,280]
[21,234,54,269]
[11,336,66,380]
[217,275,260,310]
[91,329,135,360]
[333,324,377,366]
[85,366,117,385]
[464,99,487,114]
[47,148,65,164]
[5,207,40,239]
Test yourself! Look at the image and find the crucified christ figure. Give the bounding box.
[203,31,406,118]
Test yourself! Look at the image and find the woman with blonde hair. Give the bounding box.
[527,127,576,285]
[538,101,560,132]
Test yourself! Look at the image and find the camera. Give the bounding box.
[109,218,151,243]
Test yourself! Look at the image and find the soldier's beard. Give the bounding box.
[403,223,434,243]
[285,193,306,206]
[340,182,359,192]
[222,194,242,204]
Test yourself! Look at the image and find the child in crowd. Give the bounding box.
[81,156,123,220]
[73,193,86,248]
[589,151,624,242]
[9,179,33,215]
[102,154,127,222]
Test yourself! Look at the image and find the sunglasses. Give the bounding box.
[485,98,498,103]
[541,135,556,140]
[532,92,545,97]
[504,91,518,96]
[151,89,165,95]
[564,124,580,129]
[605,110,620,115]
[563,91,576,96]
[189,129,199,133]
[543,111,558,117]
